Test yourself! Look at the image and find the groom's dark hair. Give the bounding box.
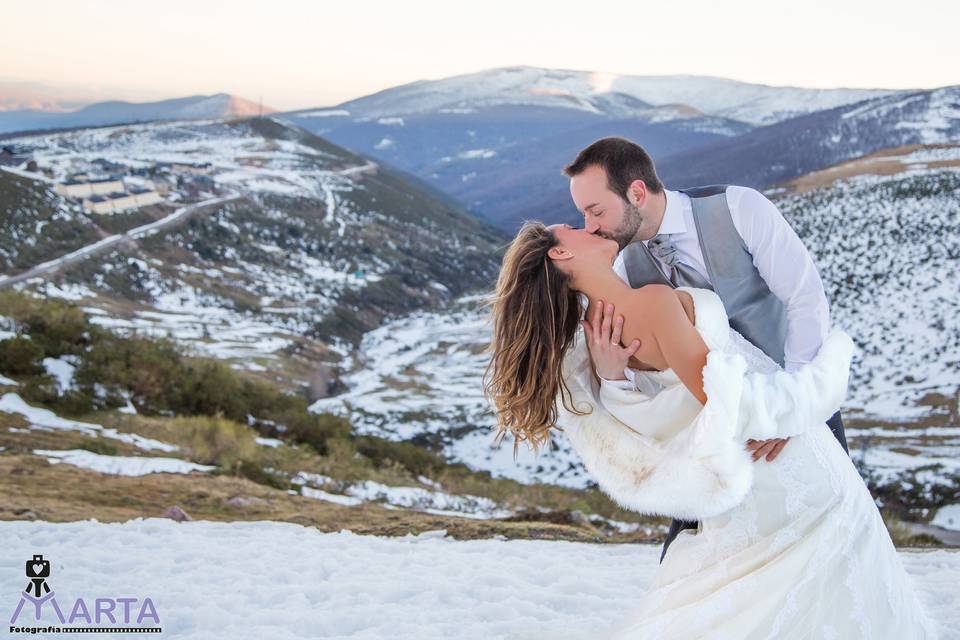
[563,137,664,197]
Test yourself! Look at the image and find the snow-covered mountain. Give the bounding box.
[285,68,780,229]
[0,116,505,392]
[498,85,960,231]
[656,85,960,192]
[282,67,938,231]
[310,66,895,126]
[0,93,275,134]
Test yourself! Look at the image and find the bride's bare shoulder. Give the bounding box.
[630,283,673,301]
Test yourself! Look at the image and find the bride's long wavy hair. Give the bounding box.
[482,221,590,459]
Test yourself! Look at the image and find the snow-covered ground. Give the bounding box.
[14,118,350,201]
[1,391,178,452]
[32,448,215,476]
[2,518,956,639]
[306,293,587,488]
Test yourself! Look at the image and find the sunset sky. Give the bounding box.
[3,0,957,111]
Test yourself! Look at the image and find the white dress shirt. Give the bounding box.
[603,186,831,390]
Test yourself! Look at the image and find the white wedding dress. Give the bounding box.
[566,287,940,640]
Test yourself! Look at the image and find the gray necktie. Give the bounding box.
[647,234,714,290]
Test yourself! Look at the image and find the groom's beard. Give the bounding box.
[609,200,645,251]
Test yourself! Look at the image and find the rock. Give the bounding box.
[569,510,592,527]
[225,496,268,508]
[161,505,192,522]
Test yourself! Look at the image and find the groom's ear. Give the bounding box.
[627,179,647,207]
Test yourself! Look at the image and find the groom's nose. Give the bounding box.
[584,217,600,234]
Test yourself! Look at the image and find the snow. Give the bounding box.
[118,396,138,415]
[298,109,351,118]
[457,149,496,160]
[1,392,178,452]
[344,479,512,520]
[932,505,960,532]
[0,373,18,386]
[289,470,514,519]
[255,436,284,448]
[42,355,77,393]
[36,281,98,301]
[1,519,955,639]
[301,486,364,506]
[33,449,215,476]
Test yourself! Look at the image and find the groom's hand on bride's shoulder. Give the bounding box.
[746,437,790,462]
[581,299,641,380]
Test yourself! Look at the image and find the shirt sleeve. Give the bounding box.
[725,186,831,372]
[599,368,639,390]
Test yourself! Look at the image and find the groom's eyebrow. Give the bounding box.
[583,203,600,212]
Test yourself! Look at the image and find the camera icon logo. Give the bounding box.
[25,554,51,597]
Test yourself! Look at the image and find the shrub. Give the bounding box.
[232,459,291,491]
[277,409,351,455]
[353,435,450,477]
[0,336,44,375]
[0,291,88,357]
[171,415,259,468]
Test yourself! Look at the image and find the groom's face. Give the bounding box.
[569,165,646,250]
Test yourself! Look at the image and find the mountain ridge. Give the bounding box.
[0,93,275,134]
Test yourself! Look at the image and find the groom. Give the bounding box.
[562,136,850,563]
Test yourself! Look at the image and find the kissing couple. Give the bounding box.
[483,137,938,638]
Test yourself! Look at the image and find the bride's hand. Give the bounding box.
[582,299,641,380]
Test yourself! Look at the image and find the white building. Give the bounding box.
[130,186,162,206]
[82,195,115,215]
[56,177,125,199]
[81,188,161,215]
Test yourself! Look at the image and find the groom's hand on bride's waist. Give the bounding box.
[582,299,641,380]
[746,437,790,462]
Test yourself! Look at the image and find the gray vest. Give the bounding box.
[622,185,788,367]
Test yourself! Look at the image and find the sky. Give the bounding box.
[2,0,958,111]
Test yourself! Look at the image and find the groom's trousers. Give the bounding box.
[659,410,849,564]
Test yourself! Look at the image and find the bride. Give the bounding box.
[482,221,939,639]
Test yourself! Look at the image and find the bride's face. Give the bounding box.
[546,223,619,272]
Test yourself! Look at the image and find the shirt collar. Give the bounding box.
[645,189,688,238]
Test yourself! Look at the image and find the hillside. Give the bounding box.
[0,290,662,542]
[0,116,506,394]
